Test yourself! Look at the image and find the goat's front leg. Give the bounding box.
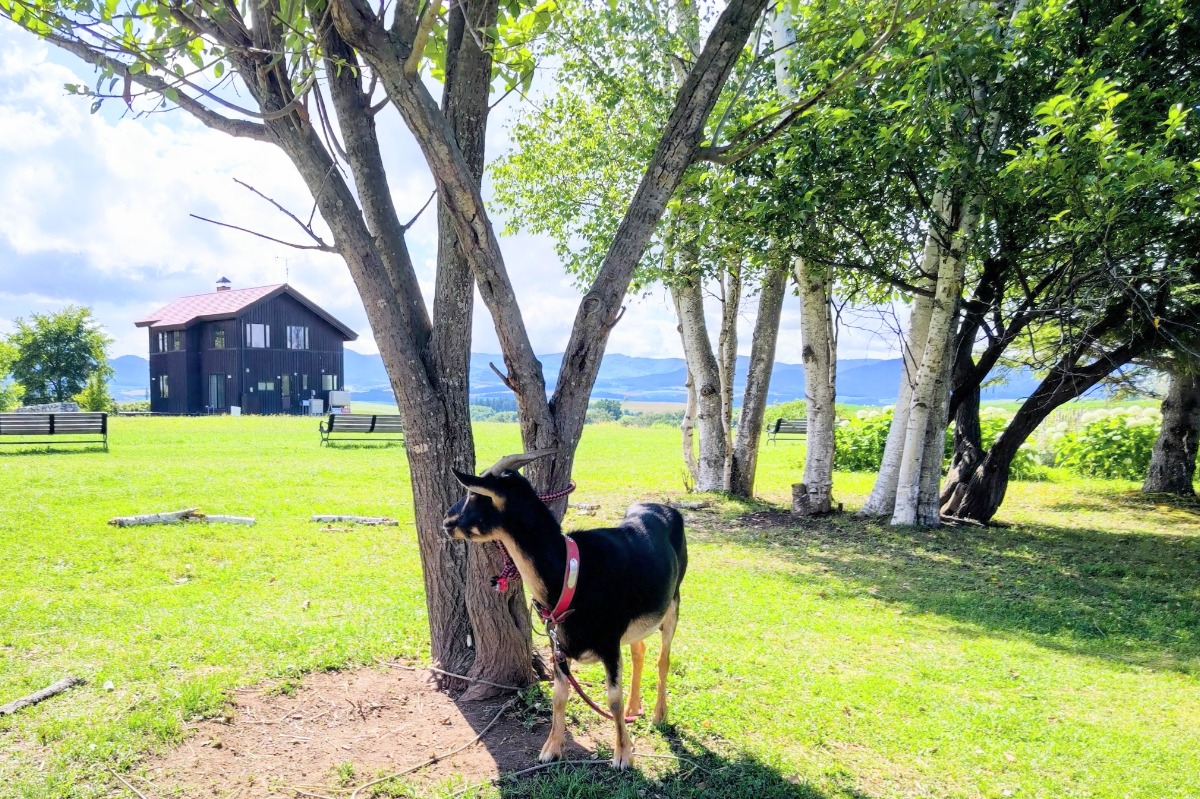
[538,661,571,763]
[602,652,634,769]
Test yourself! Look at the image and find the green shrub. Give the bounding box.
[589,399,624,421]
[490,411,518,423]
[73,371,113,411]
[619,411,684,427]
[1055,411,1161,481]
[834,409,894,472]
[469,404,496,421]
[763,399,806,427]
[114,400,150,412]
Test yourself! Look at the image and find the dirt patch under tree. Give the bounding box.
[135,662,605,798]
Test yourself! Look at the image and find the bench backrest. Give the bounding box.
[0,412,107,436]
[325,414,405,433]
[772,418,808,433]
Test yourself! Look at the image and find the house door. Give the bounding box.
[281,375,292,412]
[208,374,226,411]
[255,381,280,414]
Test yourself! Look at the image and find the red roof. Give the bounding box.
[135,284,357,340]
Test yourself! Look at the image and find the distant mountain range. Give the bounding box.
[109,351,1045,407]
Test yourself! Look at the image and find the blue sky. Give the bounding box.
[0,22,905,364]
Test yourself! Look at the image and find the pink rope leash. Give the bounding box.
[490,481,577,593]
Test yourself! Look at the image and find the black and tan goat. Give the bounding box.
[442,451,687,769]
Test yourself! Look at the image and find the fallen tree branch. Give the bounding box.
[310,515,398,526]
[109,509,256,526]
[109,509,199,526]
[195,515,257,525]
[1,676,84,715]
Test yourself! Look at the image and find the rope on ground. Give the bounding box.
[392,661,524,692]
[444,751,704,798]
[347,696,518,799]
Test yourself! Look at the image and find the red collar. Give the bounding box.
[537,536,579,624]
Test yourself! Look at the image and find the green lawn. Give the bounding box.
[1,417,1196,798]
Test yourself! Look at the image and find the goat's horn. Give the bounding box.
[482,448,556,477]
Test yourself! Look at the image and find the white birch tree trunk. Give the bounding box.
[793,257,838,515]
[891,203,978,526]
[718,263,743,489]
[673,278,727,491]
[680,371,700,491]
[857,232,939,516]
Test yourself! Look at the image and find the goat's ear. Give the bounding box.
[453,470,503,504]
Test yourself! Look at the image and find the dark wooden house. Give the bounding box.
[136,280,358,415]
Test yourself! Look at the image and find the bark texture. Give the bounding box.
[858,268,935,516]
[673,278,727,491]
[730,266,788,497]
[1142,370,1200,496]
[718,264,743,487]
[794,257,838,515]
[891,199,975,527]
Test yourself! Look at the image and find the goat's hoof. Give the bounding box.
[538,742,563,764]
[612,750,634,770]
[623,704,644,720]
[651,707,667,725]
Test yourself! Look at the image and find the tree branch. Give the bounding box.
[405,0,443,75]
[189,214,336,252]
[38,30,271,142]
[232,178,334,248]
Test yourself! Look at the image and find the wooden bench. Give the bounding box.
[319,413,406,447]
[0,412,108,451]
[767,418,807,443]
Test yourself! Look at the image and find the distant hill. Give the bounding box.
[110,354,149,401]
[109,350,1047,407]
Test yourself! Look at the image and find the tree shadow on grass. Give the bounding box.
[1045,489,1200,519]
[698,508,1200,674]
[463,713,855,799]
[0,445,106,456]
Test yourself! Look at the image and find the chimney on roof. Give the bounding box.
[216,277,232,292]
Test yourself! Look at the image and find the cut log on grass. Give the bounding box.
[108,509,256,526]
[0,676,84,715]
[310,515,398,526]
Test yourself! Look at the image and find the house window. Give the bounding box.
[157,331,182,352]
[322,374,337,391]
[212,328,226,349]
[286,326,309,350]
[257,381,275,391]
[245,323,269,348]
[302,374,308,390]
[157,374,169,398]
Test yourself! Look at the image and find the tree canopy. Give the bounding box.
[5,306,112,406]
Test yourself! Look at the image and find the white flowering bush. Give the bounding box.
[1050,407,1162,481]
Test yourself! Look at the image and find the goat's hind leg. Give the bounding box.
[602,652,634,769]
[653,595,680,725]
[625,639,646,719]
[538,662,571,763]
